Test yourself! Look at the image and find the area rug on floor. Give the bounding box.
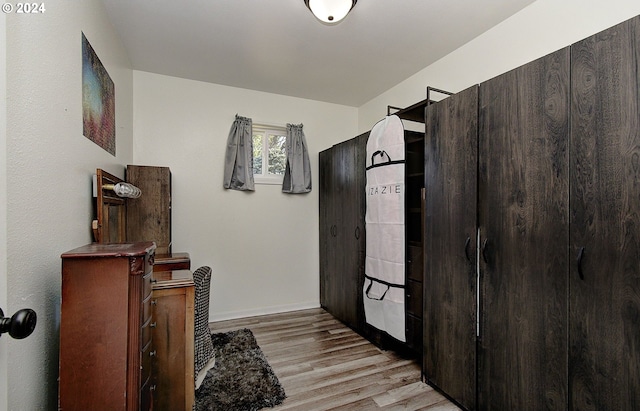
[195,328,286,411]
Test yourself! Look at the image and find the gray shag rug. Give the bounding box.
[195,328,286,411]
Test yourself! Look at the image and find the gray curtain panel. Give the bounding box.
[282,123,312,194]
[223,115,255,191]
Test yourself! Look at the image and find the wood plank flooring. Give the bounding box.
[208,308,462,411]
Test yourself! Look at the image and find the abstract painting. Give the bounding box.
[82,32,115,155]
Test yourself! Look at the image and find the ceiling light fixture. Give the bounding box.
[304,0,357,25]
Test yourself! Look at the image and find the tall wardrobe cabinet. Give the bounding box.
[569,16,640,409]
[319,133,368,330]
[319,124,425,353]
[423,14,640,411]
[423,85,479,411]
[424,48,571,411]
[477,47,570,411]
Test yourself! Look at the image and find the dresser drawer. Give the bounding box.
[142,315,153,353]
[142,339,154,385]
[140,378,154,411]
[143,294,153,325]
[143,270,153,300]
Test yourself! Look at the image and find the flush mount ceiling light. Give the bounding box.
[304,0,357,25]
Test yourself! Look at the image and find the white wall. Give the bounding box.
[133,71,357,321]
[5,1,133,409]
[358,0,640,133]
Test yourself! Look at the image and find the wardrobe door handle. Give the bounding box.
[481,238,489,264]
[464,237,471,262]
[577,246,585,280]
[354,226,360,240]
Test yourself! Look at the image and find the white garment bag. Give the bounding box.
[363,115,406,342]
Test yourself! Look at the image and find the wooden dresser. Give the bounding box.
[89,165,195,410]
[152,269,195,411]
[59,242,156,411]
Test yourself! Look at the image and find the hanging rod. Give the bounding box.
[386,86,453,122]
[426,86,453,106]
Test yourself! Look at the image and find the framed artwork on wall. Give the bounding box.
[82,32,115,155]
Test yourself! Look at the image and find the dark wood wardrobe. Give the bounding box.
[569,15,640,410]
[319,133,368,332]
[477,46,570,410]
[319,123,426,353]
[319,13,640,411]
[423,14,640,411]
[423,85,479,410]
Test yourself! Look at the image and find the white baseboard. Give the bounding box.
[209,301,320,322]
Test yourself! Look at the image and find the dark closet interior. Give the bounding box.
[319,14,640,411]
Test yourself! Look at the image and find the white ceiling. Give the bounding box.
[102,0,536,107]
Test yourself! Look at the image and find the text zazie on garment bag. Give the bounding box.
[364,114,406,342]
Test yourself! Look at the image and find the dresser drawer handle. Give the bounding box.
[150,384,157,391]
[151,299,157,306]
[149,350,157,357]
[150,322,157,328]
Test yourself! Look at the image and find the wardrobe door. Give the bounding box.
[570,16,640,410]
[319,135,367,331]
[319,147,337,315]
[328,140,350,325]
[478,48,569,410]
[338,134,367,330]
[353,133,368,331]
[423,85,478,411]
[320,143,349,323]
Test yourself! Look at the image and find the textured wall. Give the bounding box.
[4,2,133,409]
[132,71,357,321]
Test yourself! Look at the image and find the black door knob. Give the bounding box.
[0,307,37,339]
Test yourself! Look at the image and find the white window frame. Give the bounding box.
[253,124,287,185]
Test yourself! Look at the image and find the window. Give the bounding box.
[253,124,287,184]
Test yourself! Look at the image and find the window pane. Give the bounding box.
[268,134,287,175]
[252,133,263,175]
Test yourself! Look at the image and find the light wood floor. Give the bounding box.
[208,308,461,411]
